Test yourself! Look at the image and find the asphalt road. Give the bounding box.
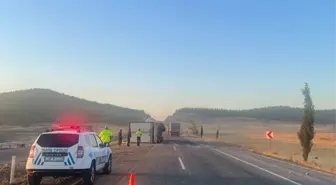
[95,136,335,185]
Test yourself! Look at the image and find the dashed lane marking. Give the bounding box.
[178,157,186,170]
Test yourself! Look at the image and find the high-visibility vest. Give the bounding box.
[99,129,113,143]
[136,130,142,137]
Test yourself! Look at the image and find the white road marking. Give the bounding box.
[178,157,186,170]
[173,145,176,151]
[203,145,302,185]
[258,154,330,177]
[257,155,322,182]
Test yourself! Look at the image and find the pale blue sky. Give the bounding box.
[0,0,335,119]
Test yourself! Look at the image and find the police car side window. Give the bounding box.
[90,134,98,147]
[85,135,91,146]
[94,134,103,145]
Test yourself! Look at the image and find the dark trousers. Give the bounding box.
[118,138,122,146]
[137,137,141,146]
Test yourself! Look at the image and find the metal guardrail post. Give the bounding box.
[10,156,16,184]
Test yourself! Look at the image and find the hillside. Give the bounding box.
[166,107,336,124]
[0,88,150,125]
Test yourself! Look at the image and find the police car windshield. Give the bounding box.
[37,133,79,148]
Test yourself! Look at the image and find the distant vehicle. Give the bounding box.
[25,124,112,185]
[168,122,180,136]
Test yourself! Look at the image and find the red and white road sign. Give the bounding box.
[266,131,274,139]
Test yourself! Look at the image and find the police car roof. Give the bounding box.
[42,130,95,134]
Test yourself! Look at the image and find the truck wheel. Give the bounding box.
[27,175,42,185]
[103,155,112,174]
[83,162,96,185]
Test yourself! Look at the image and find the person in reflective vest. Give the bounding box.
[99,126,113,145]
[136,128,142,146]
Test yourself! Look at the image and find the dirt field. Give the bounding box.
[180,118,336,172]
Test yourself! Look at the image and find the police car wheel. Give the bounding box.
[27,175,42,185]
[83,162,96,185]
[103,155,112,174]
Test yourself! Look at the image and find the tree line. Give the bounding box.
[170,106,335,124]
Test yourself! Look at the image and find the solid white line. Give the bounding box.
[173,145,176,151]
[257,154,332,177]
[178,157,186,170]
[203,145,302,185]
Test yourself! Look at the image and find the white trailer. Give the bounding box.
[129,122,154,143]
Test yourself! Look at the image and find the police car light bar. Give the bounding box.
[51,124,94,132]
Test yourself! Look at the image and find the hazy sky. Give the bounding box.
[0,0,335,120]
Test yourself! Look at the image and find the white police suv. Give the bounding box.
[25,125,112,185]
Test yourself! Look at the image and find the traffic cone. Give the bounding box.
[129,171,135,185]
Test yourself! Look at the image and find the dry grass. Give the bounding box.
[181,119,336,174]
[248,132,336,148]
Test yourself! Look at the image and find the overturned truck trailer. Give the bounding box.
[129,121,166,144]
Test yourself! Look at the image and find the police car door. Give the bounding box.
[89,134,102,170]
[93,134,108,169]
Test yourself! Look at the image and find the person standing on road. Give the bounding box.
[216,129,219,140]
[136,128,142,146]
[118,129,122,146]
[127,126,131,147]
[200,125,203,138]
[99,126,113,146]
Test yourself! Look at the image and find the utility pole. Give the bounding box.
[127,122,131,147]
[216,124,220,140]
